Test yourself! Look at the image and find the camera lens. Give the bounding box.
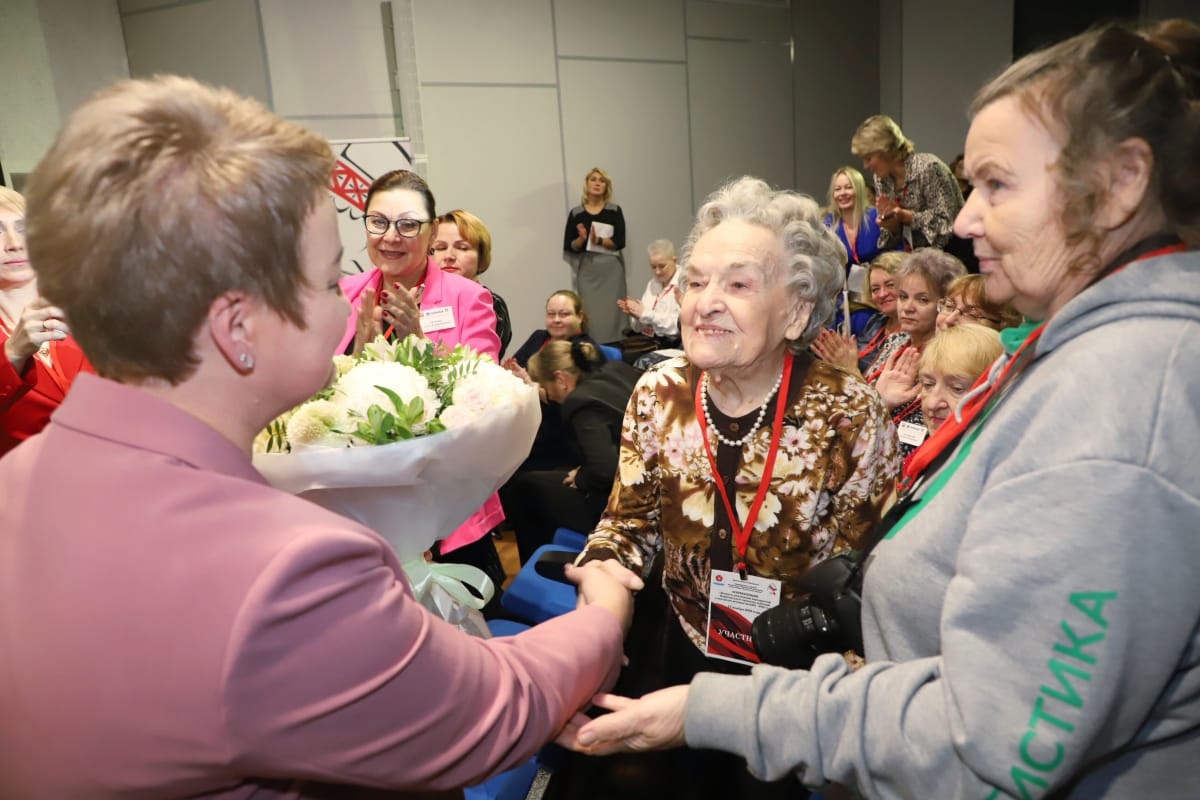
[751,601,837,670]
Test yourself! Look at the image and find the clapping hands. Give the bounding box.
[4,298,69,371]
[874,347,921,409]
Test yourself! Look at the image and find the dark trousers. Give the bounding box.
[498,469,606,564]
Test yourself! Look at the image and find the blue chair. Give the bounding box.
[598,343,622,362]
[551,527,587,550]
[464,756,543,800]
[500,544,578,624]
[486,618,531,638]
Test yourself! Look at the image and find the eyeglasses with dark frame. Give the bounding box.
[363,215,430,238]
[937,298,1000,324]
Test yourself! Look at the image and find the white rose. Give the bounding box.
[335,361,441,427]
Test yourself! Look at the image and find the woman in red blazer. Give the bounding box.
[0,187,91,456]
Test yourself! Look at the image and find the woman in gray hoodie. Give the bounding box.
[564,18,1200,800]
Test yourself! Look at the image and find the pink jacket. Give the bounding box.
[0,374,623,798]
[338,260,504,551]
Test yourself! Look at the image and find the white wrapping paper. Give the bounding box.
[253,383,540,635]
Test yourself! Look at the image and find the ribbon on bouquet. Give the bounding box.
[402,558,495,610]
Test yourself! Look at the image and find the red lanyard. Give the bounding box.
[857,325,888,360]
[650,280,675,310]
[694,354,794,577]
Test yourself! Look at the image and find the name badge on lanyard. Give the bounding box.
[420,305,456,333]
[706,570,782,665]
[896,420,928,447]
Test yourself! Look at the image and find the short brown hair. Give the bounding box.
[851,115,914,162]
[895,248,966,298]
[438,209,492,274]
[367,169,436,220]
[946,274,1023,330]
[970,19,1200,258]
[548,289,588,333]
[24,76,334,383]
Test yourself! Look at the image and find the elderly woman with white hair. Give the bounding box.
[576,176,901,798]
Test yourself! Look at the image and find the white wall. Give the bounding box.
[0,0,128,185]
[897,0,1013,164]
[4,0,1044,339]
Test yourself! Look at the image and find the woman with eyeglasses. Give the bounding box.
[336,170,501,360]
[936,274,1022,332]
[337,169,505,573]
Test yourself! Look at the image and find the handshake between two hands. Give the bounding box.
[554,558,690,756]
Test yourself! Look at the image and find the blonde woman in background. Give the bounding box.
[563,167,627,343]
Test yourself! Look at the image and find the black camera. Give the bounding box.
[751,552,865,670]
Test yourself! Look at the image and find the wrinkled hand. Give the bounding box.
[563,687,689,755]
[5,298,69,370]
[565,559,643,632]
[811,328,860,375]
[563,466,580,488]
[874,347,921,408]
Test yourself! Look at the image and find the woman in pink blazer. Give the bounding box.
[339,170,505,582]
[0,75,639,799]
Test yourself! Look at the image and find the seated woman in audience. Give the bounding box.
[432,208,512,358]
[577,176,900,799]
[499,339,640,564]
[338,169,500,360]
[869,248,966,455]
[0,75,641,798]
[811,250,906,374]
[509,289,598,369]
[341,172,504,572]
[916,323,1003,438]
[616,238,682,361]
[936,273,1022,332]
[0,187,92,456]
[851,114,963,252]
[569,23,1200,797]
[506,290,601,471]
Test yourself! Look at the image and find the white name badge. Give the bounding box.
[420,305,456,333]
[897,420,929,447]
[706,569,782,665]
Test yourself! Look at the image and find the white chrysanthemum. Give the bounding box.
[441,362,530,428]
[335,361,441,425]
[285,399,354,448]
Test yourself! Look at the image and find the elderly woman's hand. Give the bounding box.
[5,299,69,371]
[874,347,921,408]
[811,328,861,376]
[560,687,689,755]
[564,560,643,633]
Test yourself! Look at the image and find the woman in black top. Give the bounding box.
[562,167,627,343]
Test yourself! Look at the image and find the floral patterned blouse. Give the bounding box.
[583,354,901,652]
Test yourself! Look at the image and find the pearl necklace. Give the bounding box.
[700,366,785,448]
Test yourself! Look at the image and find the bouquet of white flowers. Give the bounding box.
[253,335,539,636]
